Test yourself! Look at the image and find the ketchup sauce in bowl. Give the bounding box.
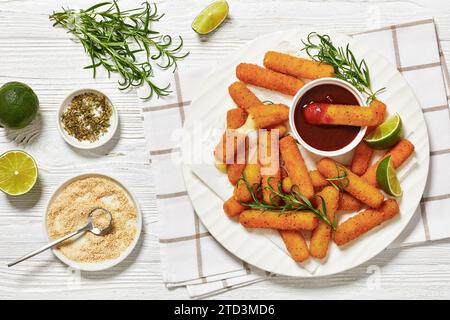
[289,78,366,157]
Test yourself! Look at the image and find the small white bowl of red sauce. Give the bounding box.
[289,78,366,157]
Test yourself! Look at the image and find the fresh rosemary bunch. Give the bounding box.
[239,174,336,230]
[302,32,385,103]
[50,0,189,99]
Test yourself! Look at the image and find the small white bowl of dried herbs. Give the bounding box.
[57,89,119,149]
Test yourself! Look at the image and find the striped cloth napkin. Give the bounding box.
[138,18,450,298]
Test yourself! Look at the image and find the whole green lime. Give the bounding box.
[0,82,39,129]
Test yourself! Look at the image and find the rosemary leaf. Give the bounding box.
[301,32,385,103]
[50,0,189,99]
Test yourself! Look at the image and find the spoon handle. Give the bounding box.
[7,225,89,267]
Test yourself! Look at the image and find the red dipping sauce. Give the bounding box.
[294,84,360,151]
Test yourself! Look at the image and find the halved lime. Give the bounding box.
[365,113,402,149]
[192,0,229,35]
[376,155,402,197]
[0,150,38,196]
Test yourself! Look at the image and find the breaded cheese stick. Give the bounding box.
[334,199,400,246]
[227,108,248,129]
[240,210,318,231]
[236,63,304,96]
[214,131,247,164]
[309,170,329,189]
[282,177,293,193]
[367,99,387,132]
[350,141,374,175]
[223,196,246,218]
[280,136,314,199]
[234,163,261,202]
[338,193,363,211]
[259,131,281,204]
[362,139,415,187]
[279,230,310,262]
[228,81,262,111]
[249,104,289,128]
[310,186,339,259]
[227,163,246,185]
[303,103,378,126]
[317,158,384,208]
[263,51,334,80]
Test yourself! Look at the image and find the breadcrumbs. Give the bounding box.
[47,176,137,263]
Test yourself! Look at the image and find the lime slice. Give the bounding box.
[0,150,38,196]
[192,0,229,35]
[376,155,402,197]
[365,113,403,149]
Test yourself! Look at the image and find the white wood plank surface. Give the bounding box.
[0,0,450,300]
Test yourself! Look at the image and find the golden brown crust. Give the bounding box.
[228,81,262,111]
[227,108,248,129]
[240,210,318,231]
[236,63,304,96]
[279,230,310,262]
[223,196,246,218]
[362,139,415,187]
[264,51,334,80]
[249,104,289,128]
[280,136,314,199]
[334,199,400,246]
[317,158,384,208]
[310,186,339,259]
[350,141,374,176]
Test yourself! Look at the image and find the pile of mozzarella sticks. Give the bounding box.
[214,51,415,263]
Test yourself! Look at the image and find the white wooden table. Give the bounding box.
[1,0,449,300]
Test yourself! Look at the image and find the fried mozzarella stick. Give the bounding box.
[259,131,281,204]
[263,51,334,80]
[317,158,384,208]
[350,100,387,175]
[227,163,246,185]
[362,139,415,187]
[310,186,339,259]
[249,104,289,128]
[338,193,363,211]
[367,99,387,132]
[234,163,261,202]
[223,196,246,218]
[309,170,329,189]
[240,210,318,231]
[280,231,310,262]
[228,81,262,111]
[236,63,304,96]
[350,141,374,175]
[214,131,246,164]
[334,199,400,246]
[280,136,314,199]
[303,103,378,126]
[227,108,248,129]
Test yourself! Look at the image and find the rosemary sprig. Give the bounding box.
[239,174,336,230]
[301,32,385,103]
[326,164,350,191]
[50,0,189,99]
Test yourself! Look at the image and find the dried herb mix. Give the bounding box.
[61,92,113,142]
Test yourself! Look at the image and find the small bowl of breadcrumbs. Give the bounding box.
[44,173,142,271]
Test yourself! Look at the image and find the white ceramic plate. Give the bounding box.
[181,29,429,277]
[43,173,142,271]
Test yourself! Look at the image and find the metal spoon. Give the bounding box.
[8,208,113,267]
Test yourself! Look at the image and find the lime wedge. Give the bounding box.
[0,150,38,196]
[365,113,403,149]
[376,155,402,197]
[192,0,229,35]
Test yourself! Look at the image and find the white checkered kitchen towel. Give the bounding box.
[138,18,450,298]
